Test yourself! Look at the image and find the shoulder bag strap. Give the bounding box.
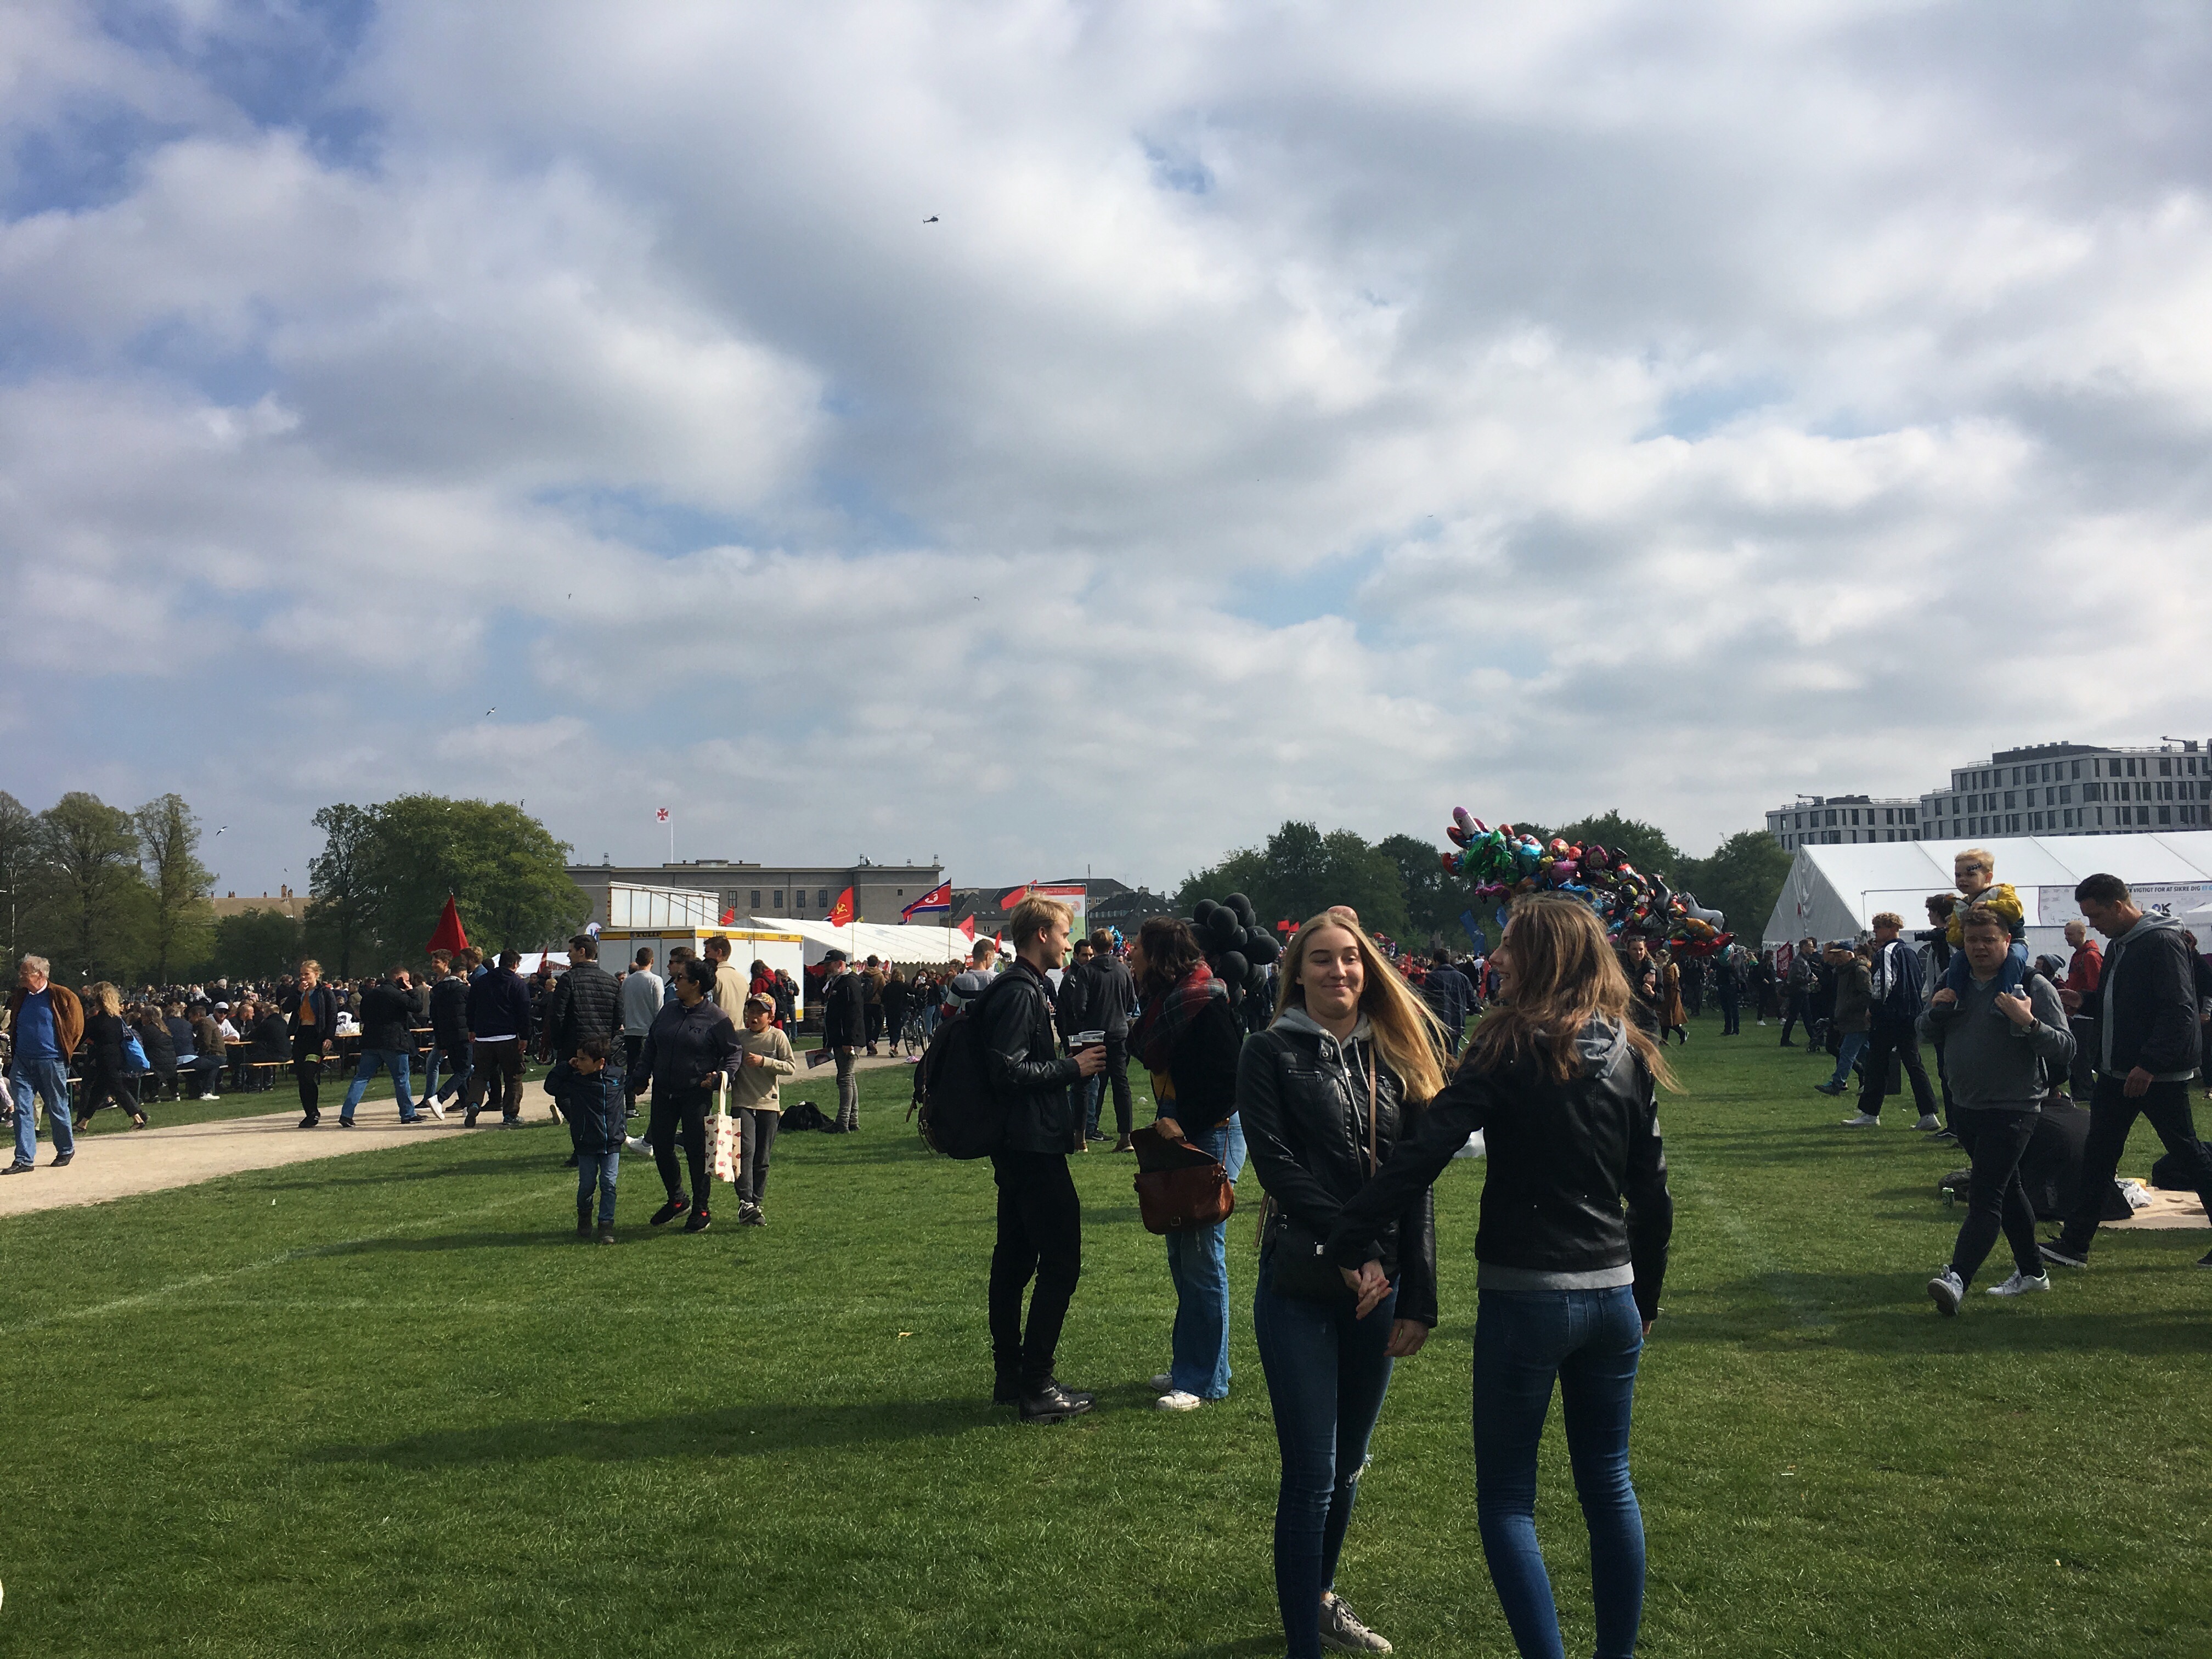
[1364,1042,1379,1176]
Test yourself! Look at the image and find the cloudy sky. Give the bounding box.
[4,1,2209,898]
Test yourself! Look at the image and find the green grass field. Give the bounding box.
[4,1015,2209,1658]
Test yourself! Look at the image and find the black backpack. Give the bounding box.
[910,973,1022,1159]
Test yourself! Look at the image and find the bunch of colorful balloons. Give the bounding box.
[1440,808,1734,956]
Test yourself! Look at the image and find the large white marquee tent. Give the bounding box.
[739,916,977,968]
[1762,833,2212,962]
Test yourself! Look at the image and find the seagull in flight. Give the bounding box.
[485,707,497,717]
[924,215,939,223]
[215,826,227,837]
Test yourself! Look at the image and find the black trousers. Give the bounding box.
[1096,1033,1133,1137]
[294,1030,326,1115]
[1718,990,1740,1034]
[469,1041,525,1119]
[2059,1075,2212,1256]
[737,1108,778,1205]
[1947,1109,2042,1285]
[76,1065,139,1125]
[1857,1019,1936,1119]
[1780,991,1811,1043]
[623,1034,647,1101]
[650,1090,710,1205]
[989,1149,1082,1390]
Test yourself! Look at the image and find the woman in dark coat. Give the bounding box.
[76,981,146,1130]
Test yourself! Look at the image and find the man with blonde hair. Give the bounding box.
[980,894,1108,1422]
[6,955,81,1172]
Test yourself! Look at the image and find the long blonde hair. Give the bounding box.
[1467,896,1674,1087]
[1274,913,1447,1105]
[86,980,121,1017]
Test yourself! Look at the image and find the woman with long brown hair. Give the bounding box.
[1329,895,1674,1659]
[1238,910,1447,1659]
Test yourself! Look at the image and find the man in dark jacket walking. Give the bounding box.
[1421,947,1475,1055]
[981,895,1108,1422]
[818,950,870,1132]
[1843,913,1939,1128]
[338,967,426,1126]
[466,951,535,1126]
[637,958,741,1233]
[547,934,623,1153]
[1082,931,1137,1152]
[423,955,473,1114]
[2043,874,2212,1271]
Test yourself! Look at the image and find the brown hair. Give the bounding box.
[1871,911,1904,930]
[1274,913,1447,1106]
[1132,917,1203,1000]
[1466,896,1675,1088]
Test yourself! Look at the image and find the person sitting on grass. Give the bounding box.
[1816,943,1874,1102]
[549,1037,625,1244]
[1922,909,2074,1314]
[637,957,742,1234]
[1941,848,2027,1016]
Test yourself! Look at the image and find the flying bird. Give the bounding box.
[485,707,497,717]
[215,826,227,837]
[924,215,939,223]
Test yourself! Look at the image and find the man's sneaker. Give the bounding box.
[1018,1380,1096,1424]
[650,1195,691,1227]
[1840,1111,1880,1126]
[624,1135,650,1154]
[683,1206,712,1233]
[198,1092,219,1101]
[427,1098,447,1122]
[1927,1268,1965,1317]
[1914,1114,1943,1131]
[336,1118,357,1128]
[1318,1592,1393,1654]
[297,1115,320,1130]
[1155,1390,1204,1412]
[464,1110,479,1128]
[2039,1239,2090,1269]
[595,1222,616,1245]
[50,1152,72,1167]
[1814,1082,1847,1097]
[2,1160,33,1175]
[1987,1270,2051,1297]
[738,1203,764,1227]
[1149,1373,1173,1392]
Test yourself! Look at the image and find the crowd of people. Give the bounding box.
[7,855,2212,1659]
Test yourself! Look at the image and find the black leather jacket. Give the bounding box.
[1330,1019,1672,1324]
[979,958,1080,1154]
[1238,1011,1438,1327]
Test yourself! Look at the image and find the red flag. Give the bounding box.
[426,895,469,956]
[827,887,855,928]
[719,906,735,926]
[959,916,976,941]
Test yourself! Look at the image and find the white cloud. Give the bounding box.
[3,0,2211,907]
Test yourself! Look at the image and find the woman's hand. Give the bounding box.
[1338,1259,1392,1319]
[1153,1115,1186,1144]
[1384,1319,1427,1358]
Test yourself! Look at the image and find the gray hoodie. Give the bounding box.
[1918,968,2073,1111]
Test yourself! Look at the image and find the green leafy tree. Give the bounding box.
[1554,810,1681,882]
[1177,822,1408,940]
[1675,830,1795,945]
[209,909,307,983]
[0,791,38,966]
[30,792,153,981]
[307,804,381,975]
[1377,832,1458,944]
[135,793,215,983]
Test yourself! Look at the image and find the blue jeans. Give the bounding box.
[1253,1256,1397,1659]
[1826,1031,1867,1090]
[1943,938,2026,1003]
[577,1149,618,1224]
[424,1041,471,1103]
[1163,1115,1246,1400]
[10,1059,74,1164]
[341,1050,416,1121]
[1472,1285,1646,1659]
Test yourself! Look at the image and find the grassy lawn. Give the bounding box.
[3,1013,2208,1657]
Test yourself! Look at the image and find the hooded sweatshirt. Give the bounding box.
[2096,912,2200,1081]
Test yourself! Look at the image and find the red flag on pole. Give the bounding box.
[426,895,469,956]
[958,915,977,941]
[827,887,855,928]
[718,906,735,926]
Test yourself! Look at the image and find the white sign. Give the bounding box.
[2036,881,2212,928]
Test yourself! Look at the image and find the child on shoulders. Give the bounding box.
[1943,848,2027,1015]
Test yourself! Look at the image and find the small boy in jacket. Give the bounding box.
[550,1039,625,1243]
[1942,848,2027,1015]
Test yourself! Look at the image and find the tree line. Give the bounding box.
[0,791,589,986]
[1176,811,1792,951]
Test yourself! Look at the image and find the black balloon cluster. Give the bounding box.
[1190,893,1280,996]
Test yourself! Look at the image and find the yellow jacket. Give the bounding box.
[1946,882,2025,945]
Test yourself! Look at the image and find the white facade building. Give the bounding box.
[1917,740,2212,842]
[1765,795,1922,853]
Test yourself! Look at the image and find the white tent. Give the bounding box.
[738,917,977,967]
[1763,832,2212,960]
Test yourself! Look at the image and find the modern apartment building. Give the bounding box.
[1765,795,1923,852]
[1918,741,2212,840]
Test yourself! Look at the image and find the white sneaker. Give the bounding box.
[1318,1592,1392,1653]
[1914,1114,1942,1131]
[1841,1112,1881,1127]
[624,1135,650,1154]
[1149,1373,1173,1392]
[199,1092,219,1101]
[1155,1390,1204,1412]
[1927,1268,1965,1316]
[427,1099,448,1121]
[1986,1270,2051,1297]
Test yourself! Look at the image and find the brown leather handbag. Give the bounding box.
[1131,1123,1236,1234]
